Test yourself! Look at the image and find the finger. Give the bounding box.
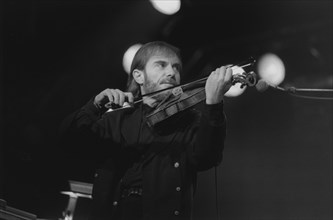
[110,89,120,105]
[104,89,114,103]
[225,67,233,82]
[209,68,217,77]
[103,89,115,108]
[117,89,125,106]
[220,66,227,73]
[217,66,227,80]
[125,92,134,103]
[214,67,220,75]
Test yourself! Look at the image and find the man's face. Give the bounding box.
[142,52,181,96]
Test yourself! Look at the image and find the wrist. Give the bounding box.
[206,96,223,105]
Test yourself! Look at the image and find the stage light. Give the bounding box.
[122,44,142,74]
[225,65,247,97]
[149,0,181,15]
[257,53,285,85]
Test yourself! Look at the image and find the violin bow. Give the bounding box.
[136,57,256,101]
[106,57,256,110]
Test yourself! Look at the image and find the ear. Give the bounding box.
[132,69,145,85]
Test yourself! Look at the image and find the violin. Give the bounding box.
[107,58,257,127]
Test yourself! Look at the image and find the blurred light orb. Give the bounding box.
[257,53,285,85]
[225,65,246,97]
[150,0,181,15]
[122,44,142,74]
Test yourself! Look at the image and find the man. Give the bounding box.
[61,41,232,220]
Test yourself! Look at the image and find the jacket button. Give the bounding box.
[174,162,179,168]
[174,210,180,216]
[176,187,181,192]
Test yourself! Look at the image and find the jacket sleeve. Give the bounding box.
[189,102,226,171]
[59,98,120,142]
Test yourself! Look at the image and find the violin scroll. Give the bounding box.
[231,71,257,89]
[229,57,257,88]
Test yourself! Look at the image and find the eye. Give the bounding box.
[173,64,181,72]
[156,61,166,69]
[159,62,166,68]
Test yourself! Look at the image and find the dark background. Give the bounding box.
[0,0,332,219]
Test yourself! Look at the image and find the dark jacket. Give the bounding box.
[61,99,226,220]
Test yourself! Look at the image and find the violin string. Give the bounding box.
[105,59,256,110]
[132,61,255,104]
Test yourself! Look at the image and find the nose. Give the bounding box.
[165,64,176,77]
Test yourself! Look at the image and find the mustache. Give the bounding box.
[160,78,178,85]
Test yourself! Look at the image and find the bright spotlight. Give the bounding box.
[122,44,142,74]
[225,65,247,97]
[150,0,181,15]
[257,53,285,85]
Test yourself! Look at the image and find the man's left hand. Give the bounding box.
[205,66,233,105]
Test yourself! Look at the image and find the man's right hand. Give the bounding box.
[94,89,134,109]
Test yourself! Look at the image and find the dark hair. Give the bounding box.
[126,41,182,98]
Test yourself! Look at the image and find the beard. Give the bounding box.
[143,78,173,102]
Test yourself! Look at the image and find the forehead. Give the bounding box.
[146,51,181,64]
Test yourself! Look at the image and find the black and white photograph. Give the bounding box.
[0,0,332,220]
